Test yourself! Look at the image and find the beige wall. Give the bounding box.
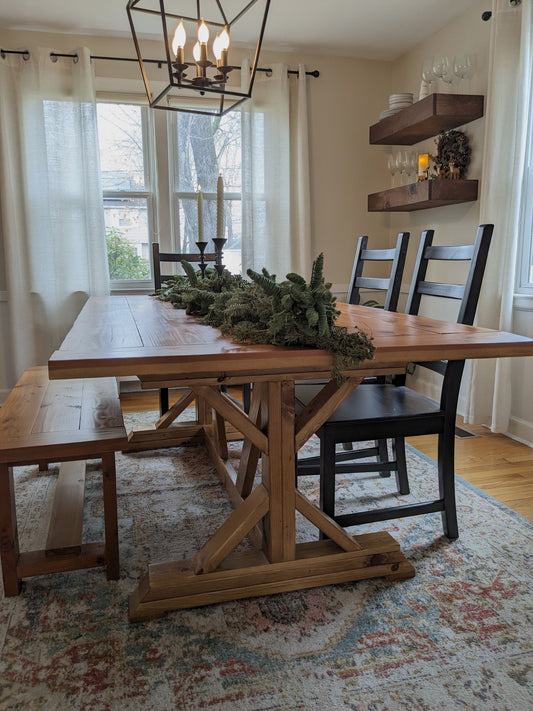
[387,0,490,307]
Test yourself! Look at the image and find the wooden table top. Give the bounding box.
[48,295,533,381]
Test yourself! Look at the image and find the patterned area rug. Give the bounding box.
[1,413,532,710]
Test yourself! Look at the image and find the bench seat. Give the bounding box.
[0,366,128,596]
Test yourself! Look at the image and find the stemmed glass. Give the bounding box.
[388,154,397,187]
[421,58,436,94]
[453,55,474,93]
[395,151,409,185]
[409,152,418,181]
[432,55,451,92]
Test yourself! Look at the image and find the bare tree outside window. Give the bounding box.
[174,112,242,272]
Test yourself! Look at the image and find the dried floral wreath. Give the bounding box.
[431,129,472,179]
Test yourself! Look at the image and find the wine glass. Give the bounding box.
[453,55,474,93]
[432,55,451,91]
[409,151,419,180]
[395,151,409,185]
[387,154,397,187]
[421,58,436,93]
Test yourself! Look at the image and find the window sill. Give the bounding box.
[513,293,533,312]
[110,286,154,296]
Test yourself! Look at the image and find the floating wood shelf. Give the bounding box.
[369,94,484,145]
[368,179,479,212]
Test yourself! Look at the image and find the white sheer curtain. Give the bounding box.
[0,47,109,385]
[241,62,312,278]
[465,0,532,431]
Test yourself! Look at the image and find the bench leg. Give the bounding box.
[102,453,120,580]
[0,464,22,596]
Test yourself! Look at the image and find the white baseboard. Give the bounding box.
[505,416,533,448]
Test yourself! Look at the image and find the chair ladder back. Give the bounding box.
[456,224,493,326]
[385,231,409,311]
[407,224,493,378]
[405,229,435,316]
[348,232,409,312]
[152,242,219,290]
[347,235,368,305]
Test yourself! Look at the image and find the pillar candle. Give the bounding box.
[217,172,224,239]
[197,185,204,242]
[418,153,429,175]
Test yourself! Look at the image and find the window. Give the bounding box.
[169,111,243,275]
[97,103,155,284]
[96,102,244,286]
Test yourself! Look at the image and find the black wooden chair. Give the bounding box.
[152,242,251,415]
[295,224,493,539]
[298,231,410,477]
[152,242,221,291]
[348,232,410,310]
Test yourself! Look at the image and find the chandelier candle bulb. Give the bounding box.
[172,20,186,65]
[197,186,204,242]
[217,172,224,239]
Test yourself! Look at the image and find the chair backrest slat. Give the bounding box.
[355,276,392,291]
[361,247,399,261]
[348,232,410,312]
[424,244,475,261]
[417,281,465,300]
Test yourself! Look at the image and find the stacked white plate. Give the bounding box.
[378,92,414,121]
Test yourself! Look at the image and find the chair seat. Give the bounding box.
[295,382,444,442]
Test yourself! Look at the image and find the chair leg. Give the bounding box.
[159,388,169,416]
[101,453,120,580]
[319,435,337,523]
[392,437,410,495]
[377,438,392,478]
[437,430,459,539]
[242,384,251,414]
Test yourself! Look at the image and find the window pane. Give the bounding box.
[97,104,146,191]
[173,111,242,270]
[175,112,241,192]
[104,197,150,280]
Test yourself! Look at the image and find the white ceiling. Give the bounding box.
[0,0,482,61]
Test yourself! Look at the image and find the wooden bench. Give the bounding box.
[0,366,128,596]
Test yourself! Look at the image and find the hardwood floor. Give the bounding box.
[120,391,533,523]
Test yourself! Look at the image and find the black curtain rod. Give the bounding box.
[0,48,320,77]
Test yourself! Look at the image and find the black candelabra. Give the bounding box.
[212,238,227,276]
[195,238,226,278]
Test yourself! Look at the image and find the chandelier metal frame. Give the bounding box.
[127,0,271,116]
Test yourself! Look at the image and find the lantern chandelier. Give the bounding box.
[127,0,271,116]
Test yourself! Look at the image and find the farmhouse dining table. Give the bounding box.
[48,295,533,622]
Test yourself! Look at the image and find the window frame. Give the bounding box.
[97,99,159,292]
[97,98,246,289]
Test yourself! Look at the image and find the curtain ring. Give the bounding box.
[23,51,30,61]
[73,54,79,64]
[50,53,58,63]
[265,69,272,77]
[0,50,5,60]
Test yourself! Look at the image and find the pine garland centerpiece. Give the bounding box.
[154,254,375,380]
